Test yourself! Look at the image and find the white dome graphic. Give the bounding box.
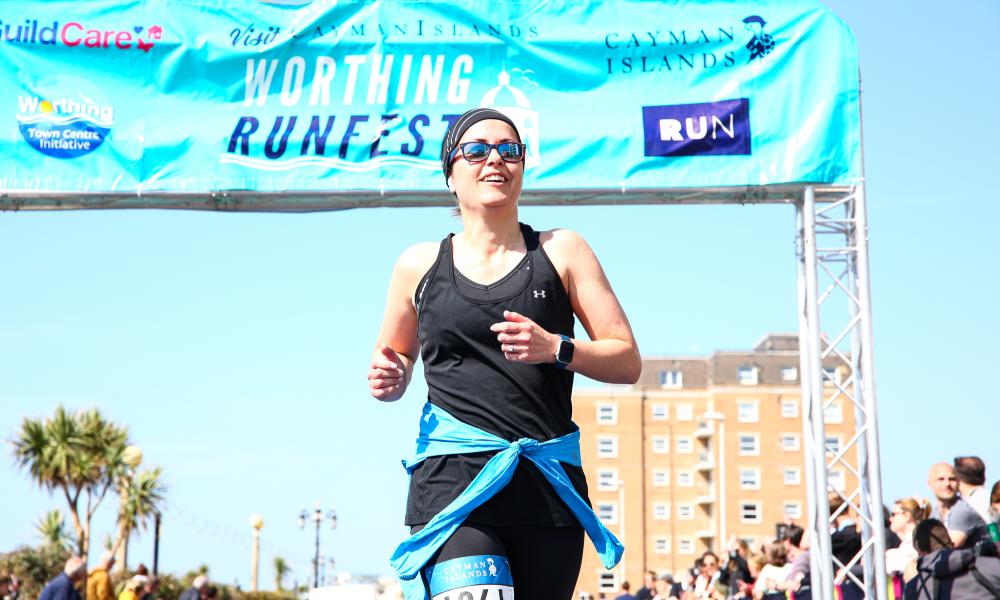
[479,70,541,169]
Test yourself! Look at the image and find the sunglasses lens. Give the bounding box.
[498,143,524,161]
[462,143,490,161]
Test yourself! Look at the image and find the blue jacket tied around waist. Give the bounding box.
[390,402,624,600]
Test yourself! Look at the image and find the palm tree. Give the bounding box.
[13,406,131,557]
[273,557,291,591]
[35,509,71,550]
[111,467,167,570]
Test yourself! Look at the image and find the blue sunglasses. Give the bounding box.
[449,141,526,165]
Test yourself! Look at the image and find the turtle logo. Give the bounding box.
[743,15,776,63]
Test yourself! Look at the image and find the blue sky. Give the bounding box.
[3,0,999,590]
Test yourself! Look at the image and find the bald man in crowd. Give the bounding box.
[178,575,208,600]
[927,462,989,548]
[38,557,86,600]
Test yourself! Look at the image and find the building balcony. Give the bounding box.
[696,528,717,539]
[694,489,716,505]
[694,421,714,439]
[695,452,715,471]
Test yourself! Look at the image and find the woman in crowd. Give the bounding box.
[724,538,753,599]
[886,496,931,582]
[752,543,790,600]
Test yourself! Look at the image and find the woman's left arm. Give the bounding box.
[491,228,641,383]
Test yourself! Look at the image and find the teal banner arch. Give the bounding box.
[0,0,860,210]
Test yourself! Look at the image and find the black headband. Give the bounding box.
[440,108,521,181]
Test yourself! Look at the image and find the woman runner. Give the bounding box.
[369,107,641,600]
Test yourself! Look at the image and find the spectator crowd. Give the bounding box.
[1,553,217,600]
[4,457,999,600]
[607,455,1000,600]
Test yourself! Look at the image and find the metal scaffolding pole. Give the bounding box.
[799,187,835,600]
[796,183,887,600]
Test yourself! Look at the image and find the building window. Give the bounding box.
[739,468,761,490]
[678,538,695,555]
[676,404,694,421]
[823,401,843,424]
[823,367,841,387]
[597,404,618,425]
[740,502,762,524]
[677,504,694,520]
[660,370,683,388]
[677,470,694,487]
[652,404,669,420]
[737,400,759,423]
[652,436,670,454]
[784,502,802,520]
[654,537,671,554]
[676,437,693,454]
[597,502,618,525]
[738,433,759,456]
[599,572,617,592]
[825,436,842,456]
[597,469,618,491]
[653,469,670,487]
[780,433,800,451]
[783,468,801,485]
[780,399,799,418]
[597,436,618,458]
[780,367,798,382]
[738,366,759,385]
[653,502,670,520]
[829,469,845,491]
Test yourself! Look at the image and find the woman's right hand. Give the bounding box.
[369,344,407,401]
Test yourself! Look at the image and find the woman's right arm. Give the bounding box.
[368,243,437,402]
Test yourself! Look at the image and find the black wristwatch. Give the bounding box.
[554,335,574,369]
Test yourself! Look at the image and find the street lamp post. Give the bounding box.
[152,512,161,576]
[249,514,264,592]
[299,504,337,588]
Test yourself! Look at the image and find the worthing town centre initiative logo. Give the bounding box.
[16,77,115,159]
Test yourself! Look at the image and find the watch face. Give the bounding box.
[557,338,574,364]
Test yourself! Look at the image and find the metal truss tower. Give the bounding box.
[796,183,887,600]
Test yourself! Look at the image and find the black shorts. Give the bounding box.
[415,522,584,600]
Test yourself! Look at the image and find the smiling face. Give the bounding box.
[702,554,719,577]
[447,119,523,212]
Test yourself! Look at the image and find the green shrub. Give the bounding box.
[0,544,71,600]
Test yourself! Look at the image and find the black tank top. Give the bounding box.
[405,223,590,527]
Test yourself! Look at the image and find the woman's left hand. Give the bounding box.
[490,310,559,365]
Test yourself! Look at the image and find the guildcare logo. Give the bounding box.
[0,17,163,51]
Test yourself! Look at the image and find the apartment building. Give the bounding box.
[573,333,857,598]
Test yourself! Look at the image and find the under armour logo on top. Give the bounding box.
[533,290,546,299]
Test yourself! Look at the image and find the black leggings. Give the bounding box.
[416,523,584,600]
